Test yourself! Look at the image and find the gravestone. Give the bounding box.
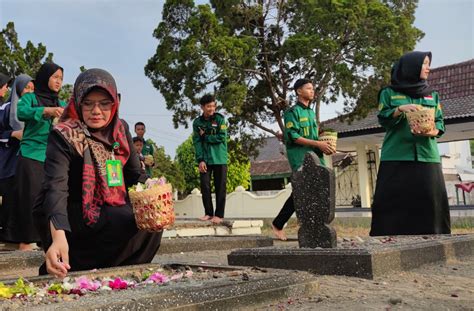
[292,152,336,248]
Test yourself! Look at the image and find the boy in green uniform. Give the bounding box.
[134,122,155,177]
[272,79,336,240]
[192,94,228,224]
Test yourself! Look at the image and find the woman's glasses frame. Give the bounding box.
[80,99,114,111]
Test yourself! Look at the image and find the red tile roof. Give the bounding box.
[429,59,474,100]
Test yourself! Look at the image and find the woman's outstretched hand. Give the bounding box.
[46,223,71,278]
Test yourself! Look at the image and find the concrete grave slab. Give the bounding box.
[0,236,273,279]
[228,234,474,279]
[0,263,320,310]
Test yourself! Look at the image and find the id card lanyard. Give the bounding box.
[106,142,123,187]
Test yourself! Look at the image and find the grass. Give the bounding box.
[261,217,474,237]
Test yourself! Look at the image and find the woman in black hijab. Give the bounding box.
[12,63,66,250]
[370,51,450,236]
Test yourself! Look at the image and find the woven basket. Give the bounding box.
[319,132,338,150]
[129,183,175,232]
[405,107,435,133]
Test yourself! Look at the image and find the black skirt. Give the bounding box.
[370,161,451,236]
[0,176,15,242]
[36,201,163,274]
[7,155,42,243]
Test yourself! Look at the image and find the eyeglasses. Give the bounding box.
[80,100,114,111]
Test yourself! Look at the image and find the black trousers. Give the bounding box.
[199,164,227,218]
[10,155,42,243]
[272,194,294,230]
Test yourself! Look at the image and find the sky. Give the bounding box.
[1,0,473,157]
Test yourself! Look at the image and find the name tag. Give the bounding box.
[106,159,123,187]
[391,95,406,100]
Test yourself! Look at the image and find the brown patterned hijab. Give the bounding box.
[55,68,130,226]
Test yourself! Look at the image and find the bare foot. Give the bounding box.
[19,243,34,251]
[272,224,287,241]
[199,215,212,221]
[211,216,223,224]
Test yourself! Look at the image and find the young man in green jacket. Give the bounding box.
[272,79,336,240]
[192,94,228,224]
[134,122,155,177]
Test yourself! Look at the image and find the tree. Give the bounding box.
[175,136,201,194]
[0,22,53,77]
[59,84,73,102]
[1,21,76,102]
[147,139,186,193]
[175,135,251,195]
[145,0,423,151]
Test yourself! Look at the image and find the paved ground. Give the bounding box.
[154,239,474,311]
[1,236,473,310]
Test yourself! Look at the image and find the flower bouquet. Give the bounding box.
[319,130,338,150]
[128,177,175,232]
[405,106,435,134]
[144,155,154,166]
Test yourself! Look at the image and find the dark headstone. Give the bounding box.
[292,152,336,248]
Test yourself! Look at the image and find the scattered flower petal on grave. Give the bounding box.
[170,273,184,281]
[75,276,101,291]
[108,278,130,290]
[147,272,169,284]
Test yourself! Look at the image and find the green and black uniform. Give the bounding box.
[273,102,326,230]
[192,112,228,218]
[284,102,326,170]
[370,87,450,235]
[18,93,67,162]
[377,88,444,162]
[13,92,66,243]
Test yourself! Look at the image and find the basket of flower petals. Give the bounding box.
[318,131,338,150]
[129,177,175,232]
[405,106,435,134]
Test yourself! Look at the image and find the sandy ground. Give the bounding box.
[257,257,474,310]
[154,239,474,311]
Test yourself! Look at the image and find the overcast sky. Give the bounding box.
[1,0,472,157]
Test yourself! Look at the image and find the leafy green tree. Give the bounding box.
[175,136,201,194]
[145,0,423,149]
[0,22,53,77]
[59,84,73,102]
[146,139,186,192]
[175,135,251,195]
[1,21,76,102]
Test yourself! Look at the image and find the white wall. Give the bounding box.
[439,141,473,174]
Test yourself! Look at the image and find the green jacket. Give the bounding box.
[378,87,445,163]
[284,102,326,171]
[142,139,154,176]
[18,93,67,162]
[192,112,228,165]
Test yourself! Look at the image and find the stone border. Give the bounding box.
[159,236,273,254]
[228,235,474,279]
